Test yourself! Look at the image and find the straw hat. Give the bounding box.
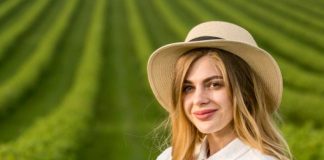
[147,21,282,113]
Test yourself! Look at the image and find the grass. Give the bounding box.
[0,0,25,22]
[0,0,78,114]
[153,0,188,39]
[283,0,324,19]
[201,0,324,73]
[255,0,324,36]
[0,0,52,61]
[0,0,323,159]
[0,0,59,83]
[76,0,145,159]
[0,0,88,144]
[227,0,324,53]
[0,0,102,158]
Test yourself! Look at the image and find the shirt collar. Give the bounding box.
[197,137,250,160]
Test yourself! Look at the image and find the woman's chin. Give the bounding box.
[196,125,219,134]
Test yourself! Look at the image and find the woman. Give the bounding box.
[147,21,292,160]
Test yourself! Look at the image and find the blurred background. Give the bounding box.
[0,0,323,159]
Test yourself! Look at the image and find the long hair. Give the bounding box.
[168,48,292,160]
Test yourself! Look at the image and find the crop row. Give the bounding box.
[281,87,324,126]
[125,0,153,69]
[153,0,187,38]
[0,0,23,20]
[75,0,167,158]
[230,0,324,52]
[200,0,324,73]
[0,0,77,114]
[0,0,104,158]
[0,0,61,84]
[137,0,177,48]
[282,122,324,159]
[274,56,324,95]
[255,0,324,36]
[284,0,324,19]
[0,0,51,60]
[0,0,92,145]
[0,0,322,159]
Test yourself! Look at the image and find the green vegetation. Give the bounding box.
[0,0,103,158]
[0,0,77,114]
[0,0,323,159]
[0,0,51,60]
[0,0,23,20]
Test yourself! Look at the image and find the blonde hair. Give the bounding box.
[166,48,292,160]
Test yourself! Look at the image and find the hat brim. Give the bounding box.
[147,39,282,113]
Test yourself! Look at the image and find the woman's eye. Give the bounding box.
[209,82,223,88]
[182,86,193,93]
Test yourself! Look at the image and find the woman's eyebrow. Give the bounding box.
[203,75,223,83]
[184,75,223,84]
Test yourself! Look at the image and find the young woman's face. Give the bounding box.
[182,55,233,134]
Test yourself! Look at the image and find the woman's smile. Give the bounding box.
[193,109,218,121]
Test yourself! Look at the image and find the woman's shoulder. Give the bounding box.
[156,147,172,160]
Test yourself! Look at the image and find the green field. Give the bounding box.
[0,0,323,159]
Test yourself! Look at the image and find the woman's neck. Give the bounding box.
[206,124,237,157]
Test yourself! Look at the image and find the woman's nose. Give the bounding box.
[193,88,210,106]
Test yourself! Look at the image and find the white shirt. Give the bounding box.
[157,138,276,160]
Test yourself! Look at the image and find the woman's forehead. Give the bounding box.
[185,55,223,82]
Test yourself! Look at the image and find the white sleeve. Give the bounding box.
[156,147,172,160]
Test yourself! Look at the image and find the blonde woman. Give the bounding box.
[147,21,292,160]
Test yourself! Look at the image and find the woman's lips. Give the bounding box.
[193,109,218,120]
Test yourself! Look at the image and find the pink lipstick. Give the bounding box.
[193,109,218,120]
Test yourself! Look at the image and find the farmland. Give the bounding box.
[0,0,323,159]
